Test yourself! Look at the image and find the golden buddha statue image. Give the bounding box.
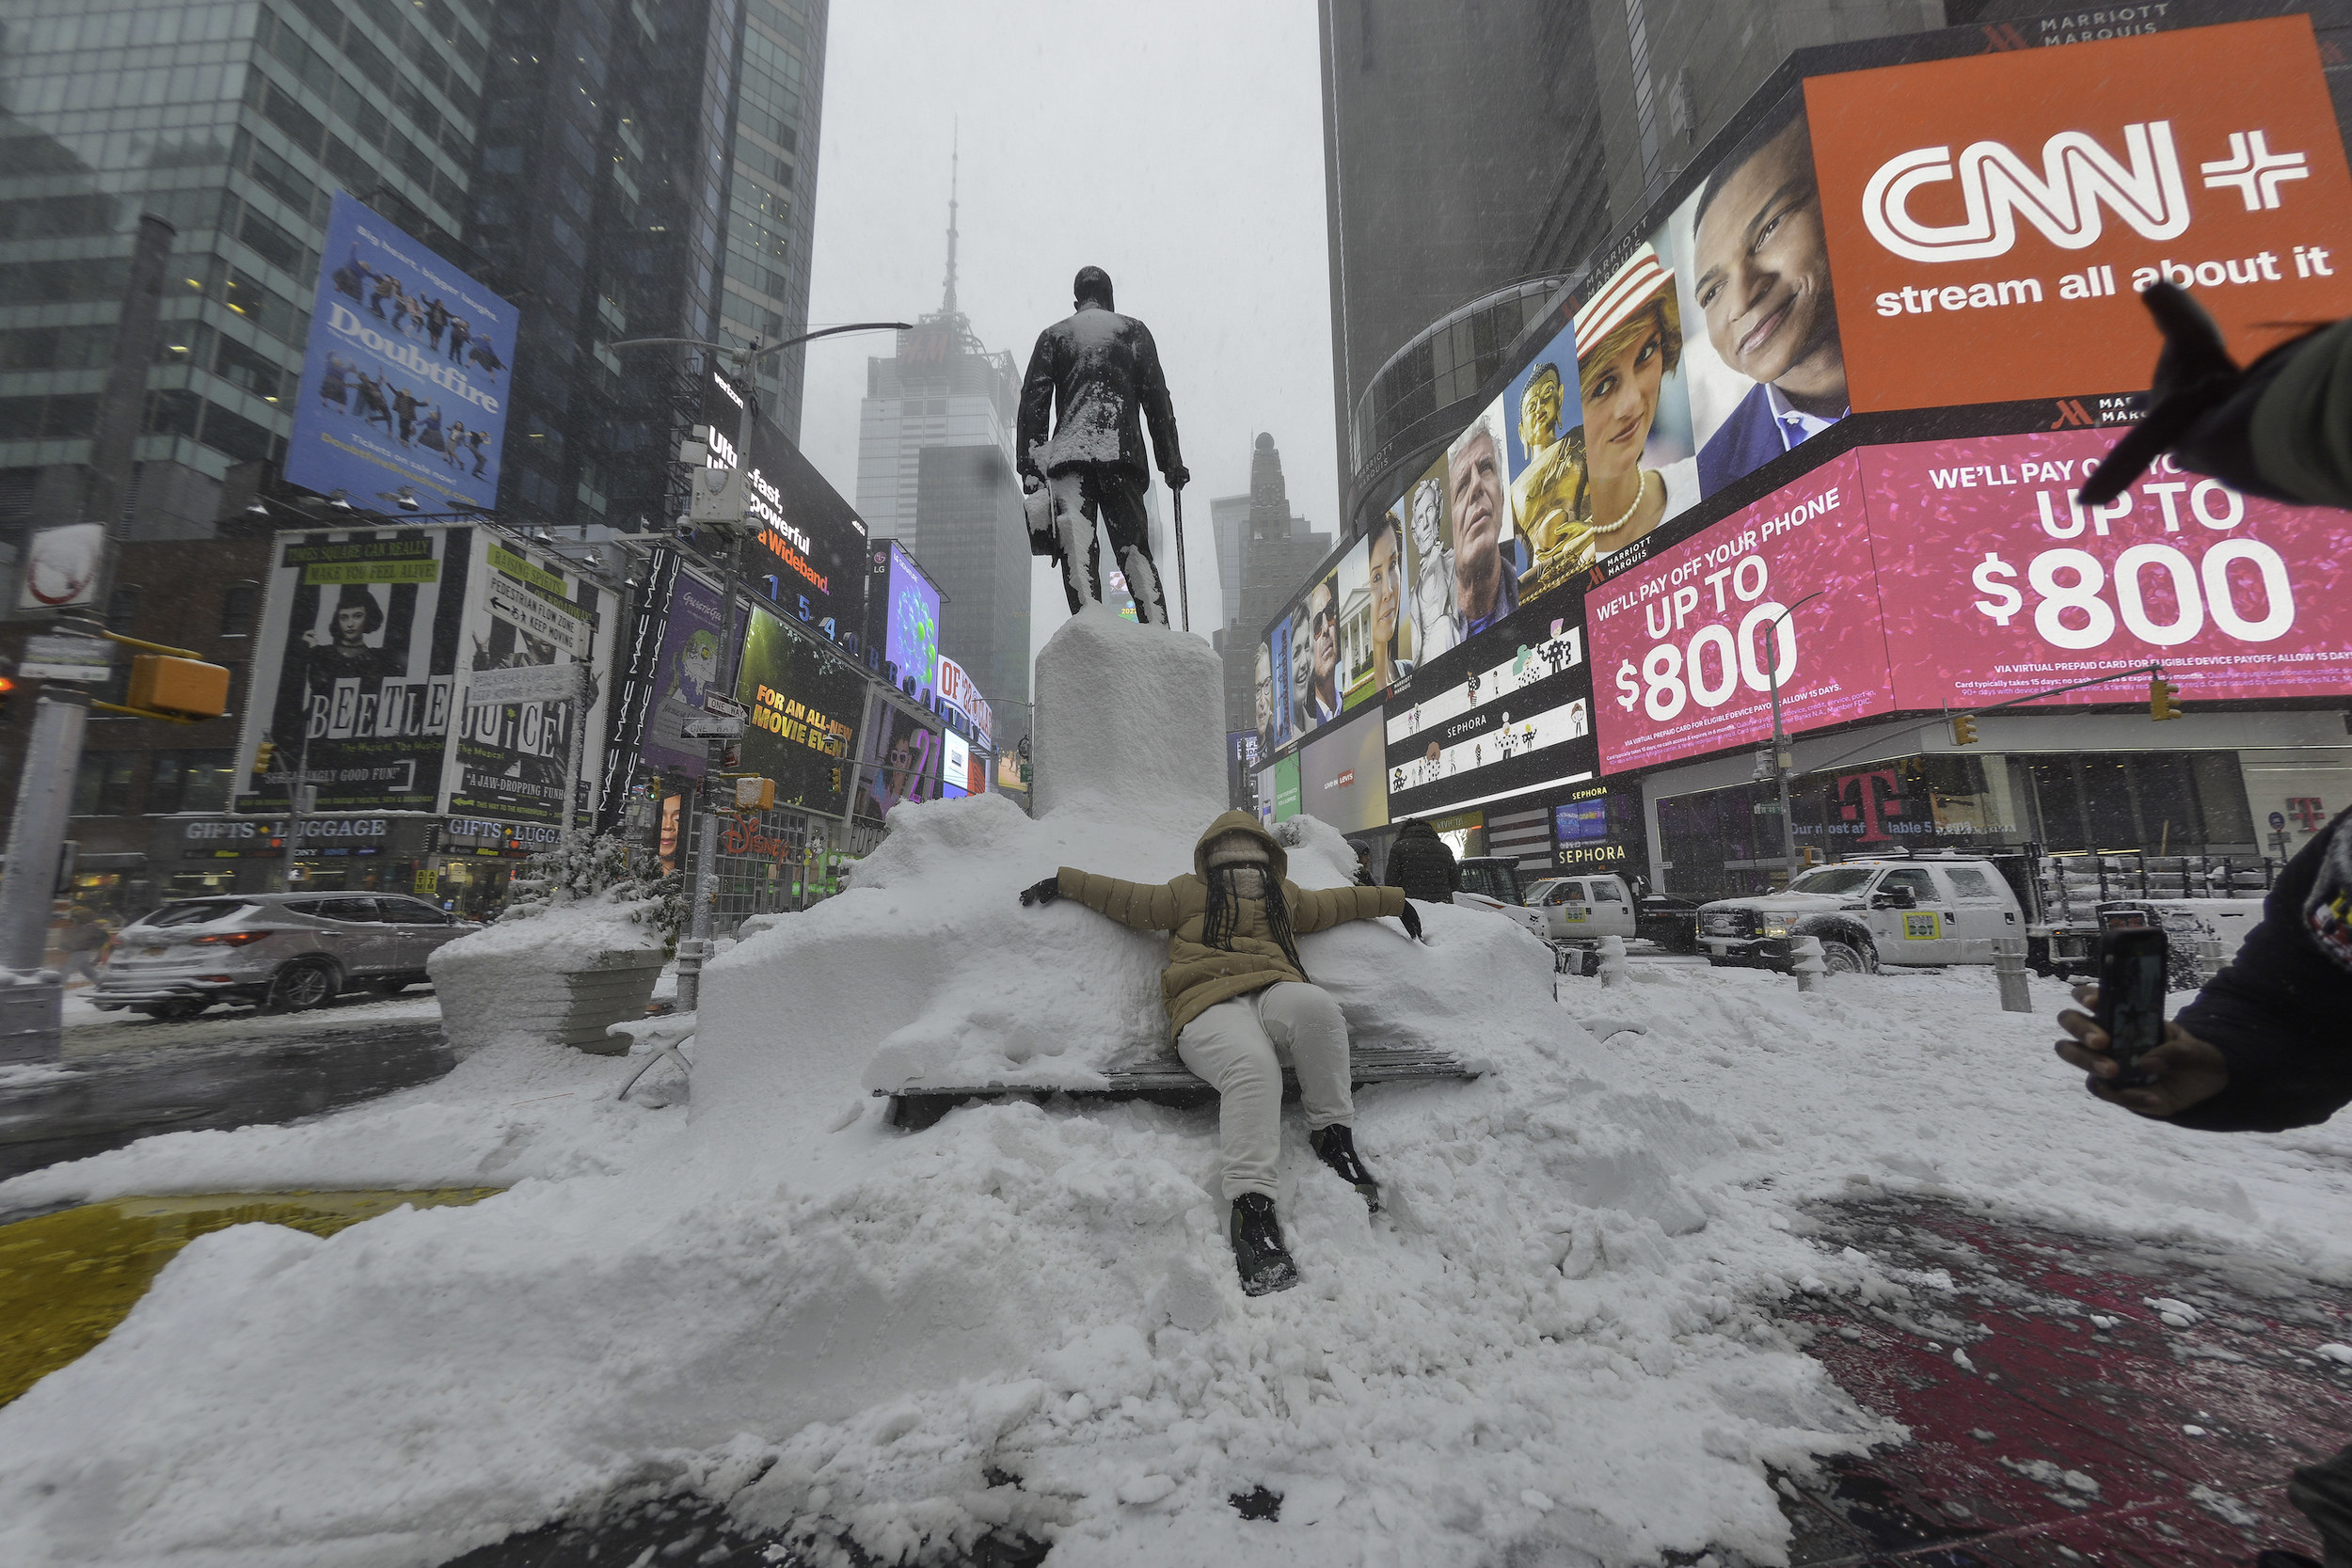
[1512,362,1595,594]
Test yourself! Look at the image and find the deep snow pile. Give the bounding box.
[2,615,2350,1565]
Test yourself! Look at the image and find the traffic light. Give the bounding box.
[253,738,276,773]
[2150,674,2185,721]
[1950,712,1979,746]
[0,672,15,721]
[127,654,230,720]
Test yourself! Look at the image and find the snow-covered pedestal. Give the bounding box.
[1030,605,1225,822]
[693,607,1564,1132]
[428,893,667,1054]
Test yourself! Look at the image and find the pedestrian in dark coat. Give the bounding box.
[1384,817,1457,904]
[2057,806,2352,1568]
[2065,288,2352,1568]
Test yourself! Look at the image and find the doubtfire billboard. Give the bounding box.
[286,193,516,512]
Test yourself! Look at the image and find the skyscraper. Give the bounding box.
[1209,491,1248,630]
[854,159,1030,743]
[465,0,828,534]
[1217,433,1330,767]
[0,0,489,541]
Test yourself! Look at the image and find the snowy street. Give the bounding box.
[3,5,2352,1566]
[0,991,456,1181]
[3,922,2346,1565]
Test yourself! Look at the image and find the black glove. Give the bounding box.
[1165,466,1190,491]
[1019,876,1061,908]
[1397,902,1422,942]
[2078,282,2303,506]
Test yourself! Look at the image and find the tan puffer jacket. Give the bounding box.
[1057,809,1406,1040]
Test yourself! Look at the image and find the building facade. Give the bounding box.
[1279,5,2352,911]
[853,205,1030,744]
[0,0,488,544]
[463,0,828,535]
[1216,433,1330,794]
[1320,0,1952,544]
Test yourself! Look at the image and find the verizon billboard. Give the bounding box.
[1806,17,2352,409]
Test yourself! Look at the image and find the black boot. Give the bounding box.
[1310,1124,1381,1212]
[1230,1193,1300,1296]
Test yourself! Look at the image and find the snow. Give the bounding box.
[2,624,2350,1565]
[426,889,664,1054]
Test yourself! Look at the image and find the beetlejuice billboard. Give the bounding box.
[287,192,516,512]
[235,526,616,824]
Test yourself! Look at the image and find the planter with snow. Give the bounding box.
[426,891,667,1054]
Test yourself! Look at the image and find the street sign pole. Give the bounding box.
[677,535,745,1015]
[0,214,174,1062]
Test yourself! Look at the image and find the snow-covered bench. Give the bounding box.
[876,1040,1479,1132]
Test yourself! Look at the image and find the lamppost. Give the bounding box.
[1756,591,1824,885]
[604,322,910,1013]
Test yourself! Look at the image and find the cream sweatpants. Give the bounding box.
[1176,981,1353,1201]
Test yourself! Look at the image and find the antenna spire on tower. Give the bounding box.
[943,123,960,318]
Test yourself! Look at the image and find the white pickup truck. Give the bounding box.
[1696,855,2029,974]
[1454,857,1700,961]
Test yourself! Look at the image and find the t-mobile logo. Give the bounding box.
[1836,768,1908,844]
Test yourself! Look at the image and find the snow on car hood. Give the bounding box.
[1702,893,1865,915]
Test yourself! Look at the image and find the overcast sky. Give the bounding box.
[796,0,1339,653]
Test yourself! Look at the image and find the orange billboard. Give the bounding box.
[1805,17,2352,411]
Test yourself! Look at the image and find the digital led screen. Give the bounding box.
[881,541,942,696]
[734,606,862,817]
[857,692,941,819]
[1298,706,1391,834]
[1805,18,2352,412]
[1863,429,2352,708]
[635,568,725,778]
[1556,798,1608,845]
[1384,612,1596,818]
[940,728,974,800]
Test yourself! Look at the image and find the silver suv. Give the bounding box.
[91,894,481,1020]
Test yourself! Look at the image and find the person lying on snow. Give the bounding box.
[1019,809,1422,1296]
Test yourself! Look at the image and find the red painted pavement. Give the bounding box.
[1769,1196,2352,1566]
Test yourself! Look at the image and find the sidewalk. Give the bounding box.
[1775,1194,2347,1565]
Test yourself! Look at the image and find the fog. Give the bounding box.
[798,0,1338,664]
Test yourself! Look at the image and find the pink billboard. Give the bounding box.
[1863,431,2352,708]
[1591,452,1897,772]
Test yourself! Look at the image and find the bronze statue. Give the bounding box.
[1017,267,1188,624]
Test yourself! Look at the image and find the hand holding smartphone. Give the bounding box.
[2091,928,2169,1089]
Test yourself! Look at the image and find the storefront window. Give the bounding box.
[2015,752,2254,854]
[149,750,235,814]
[1657,749,2261,900]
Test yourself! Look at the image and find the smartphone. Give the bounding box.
[2093,927,2169,1088]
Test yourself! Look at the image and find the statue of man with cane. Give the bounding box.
[1017,266,1189,626]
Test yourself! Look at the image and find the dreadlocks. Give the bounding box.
[1201,865,1309,980]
